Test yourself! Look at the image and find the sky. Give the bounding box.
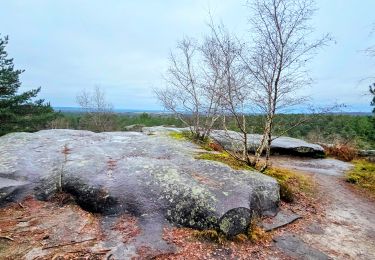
[0,0,374,112]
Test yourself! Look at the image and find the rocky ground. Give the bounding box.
[0,128,374,259]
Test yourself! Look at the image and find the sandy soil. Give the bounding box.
[273,157,375,260]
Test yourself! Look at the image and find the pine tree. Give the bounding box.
[370,83,375,114]
[0,35,56,135]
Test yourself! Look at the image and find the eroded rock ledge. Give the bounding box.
[0,129,279,240]
[143,126,325,158]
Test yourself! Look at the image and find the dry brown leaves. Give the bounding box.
[111,214,141,244]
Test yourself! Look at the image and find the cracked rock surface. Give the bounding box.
[0,128,279,256]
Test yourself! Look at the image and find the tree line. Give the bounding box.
[0,0,374,168]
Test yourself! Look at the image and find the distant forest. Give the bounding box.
[52,112,375,150]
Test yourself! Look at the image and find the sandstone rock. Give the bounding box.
[123,124,145,132]
[358,150,375,157]
[0,129,279,237]
[261,209,301,232]
[210,129,325,157]
[273,233,330,260]
[0,177,29,205]
[143,127,325,157]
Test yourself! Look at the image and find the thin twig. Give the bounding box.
[42,237,96,250]
[0,236,14,241]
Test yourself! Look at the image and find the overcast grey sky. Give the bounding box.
[0,0,374,112]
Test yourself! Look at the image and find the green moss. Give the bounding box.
[193,215,271,244]
[193,229,227,244]
[169,131,188,140]
[346,160,375,197]
[264,167,314,203]
[278,182,295,203]
[196,151,314,203]
[247,217,270,243]
[169,131,214,150]
[196,152,253,170]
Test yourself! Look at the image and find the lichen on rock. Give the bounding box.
[0,128,280,238]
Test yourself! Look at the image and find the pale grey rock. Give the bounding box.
[262,210,302,232]
[0,177,29,204]
[274,233,330,260]
[210,129,325,157]
[123,124,145,132]
[142,127,325,157]
[358,150,375,157]
[0,129,279,237]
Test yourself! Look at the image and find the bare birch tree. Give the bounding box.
[202,22,258,164]
[243,0,330,169]
[76,86,117,132]
[155,37,222,141]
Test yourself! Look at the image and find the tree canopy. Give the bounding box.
[370,83,375,114]
[0,35,56,135]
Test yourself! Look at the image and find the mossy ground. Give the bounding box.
[346,160,375,198]
[169,131,221,152]
[196,151,315,203]
[192,216,271,245]
[264,167,315,203]
[169,131,190,141]
[196,152,252,170]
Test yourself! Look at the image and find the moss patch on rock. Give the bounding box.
[196,152,253,170]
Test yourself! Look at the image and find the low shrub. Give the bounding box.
[247,217,271,243]
[323,143,357,162]
[278,181,295,203]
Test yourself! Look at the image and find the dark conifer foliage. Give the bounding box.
[0,35,56,135]
[370,83,375,113]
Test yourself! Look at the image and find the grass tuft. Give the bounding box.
[346,160,375,198]
[192,229,227,245]
[247,217,271,243]
[196,151,314,203]
[264,167,314,203]
[192,216,270,245]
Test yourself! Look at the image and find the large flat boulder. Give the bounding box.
[143,127,325,157]
[210,129,324,157]
[0,129,279,239]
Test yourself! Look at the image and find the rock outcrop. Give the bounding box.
[0,129,279,239]
[209,130,325,157]
[143,127,325,157]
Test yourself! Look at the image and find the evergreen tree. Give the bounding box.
[0,35,56,135]
[370,83,375,114]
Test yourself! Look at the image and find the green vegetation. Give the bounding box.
[346,160,375,198]
[50,112,184,132]
[192,229,227,244]
[51,112,375,149]
[192,216,270,244]
[196,152,252,170]
[264,168,314,203]
[223,114,375,149]
[196,150,314,203]
[169,131,188,140]
[0,35,56,136]
[370,83,375,114]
